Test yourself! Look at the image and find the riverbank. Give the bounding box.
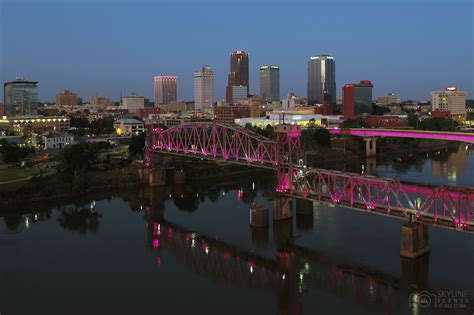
[0,161,272,206]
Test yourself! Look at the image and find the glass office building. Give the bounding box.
[4,78,38,117]
[307,55,336,105]
[259,65,280,102]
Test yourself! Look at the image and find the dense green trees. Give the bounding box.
[0,139,31,163]
[58,142,99,175]
[341,118,370,129]
[419,117,458,131]
[69,117,115,135]
[129,132,146,158]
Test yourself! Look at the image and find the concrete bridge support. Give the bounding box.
[295,198,313,215]
[149,168,166,187]
[173,169,186,185]
[400,222,430,259]
[273,196,293,221]
[365,157,377,175]
[250,204,269,227]
[138,167,150,184]
[295,198,314,231]
[273,219,293,250]
[400,254,429,290]
[364,137,377,157]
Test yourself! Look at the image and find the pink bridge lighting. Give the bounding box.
[146,123,474,233]
[329,128,474,144]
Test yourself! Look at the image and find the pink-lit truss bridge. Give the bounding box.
[146,123,474,233]
[328,128,474,144]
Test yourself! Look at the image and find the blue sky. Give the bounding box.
[1,0,473,103]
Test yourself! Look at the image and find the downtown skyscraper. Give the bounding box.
[154,76,177,105]
[226,50,249,103]
[194,66,214,111]
[259,65,280,102]
[307,55,336,105]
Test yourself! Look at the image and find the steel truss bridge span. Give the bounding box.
[146,123,474,233]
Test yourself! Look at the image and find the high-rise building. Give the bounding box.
[154,76,177,105]
[226,50,249,102]
[307,55,336,105]
[259,65,280,102]
[122,93,145,114]
[56,90,78,107]
[4,77,38,117]
[431,87,467,121]
[342,80,373,118]
[194,66,214,111]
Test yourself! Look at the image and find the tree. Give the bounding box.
[341,118,370,129]
[419,118,458,131]
[0,140,31,163]
[129,132,146,158]
[58,142,99,175]
[372,104,390,115]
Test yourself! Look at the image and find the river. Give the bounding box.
[1,144,473,315]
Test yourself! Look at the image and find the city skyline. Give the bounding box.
[1,0,472,102]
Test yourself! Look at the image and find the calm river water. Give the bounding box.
[1,144,473,315]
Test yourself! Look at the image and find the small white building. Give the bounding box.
[42,133,74,150]
[122,93,145,114]
[114,118,144,136]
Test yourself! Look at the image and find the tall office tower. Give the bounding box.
[307,55,336,105]
[4,77,38,117]
[154,76,177,105]
[259,65,280,102]
[226,50,249,102]
[342,80,373,118]
[194,66,214,111]
[431,87,467,121]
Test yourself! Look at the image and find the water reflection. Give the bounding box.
[57,204,101,234]
[1,145,472,314]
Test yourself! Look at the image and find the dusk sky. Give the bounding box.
[1,0,473,103]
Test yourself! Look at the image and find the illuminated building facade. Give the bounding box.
[431,87,467,121]
[194,66,214,111]
[307,55,336,105]
[154,76,178,105]
[0,115,70,134]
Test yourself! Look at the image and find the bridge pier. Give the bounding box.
[173,169,186,185]
[273,196,293,221]
[400,222,430,259]
[295,198,313,231]
[138,167,150,184]
[364,157,377,175]
[400,254,429,290]
[250,204,269,227]
[149,168,166,187]
[273,219,293,250]
[364,137,377,157]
